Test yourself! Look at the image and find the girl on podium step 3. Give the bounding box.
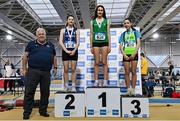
[90,5,111,87]
[59,15,80,92]
[119,18,141,96]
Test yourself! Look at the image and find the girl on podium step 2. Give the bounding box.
[59,15,80,92]
[90,5,111,87]
[119,18,141,96]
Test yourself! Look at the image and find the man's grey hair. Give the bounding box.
[36,27,46,36]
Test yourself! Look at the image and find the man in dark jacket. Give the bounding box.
[22,28,57,120]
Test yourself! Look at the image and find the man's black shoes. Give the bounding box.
[40,113,49,117]
[23,115,30,120]
[23,113,49,119]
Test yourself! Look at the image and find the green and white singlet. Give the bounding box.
[92,18,108,44]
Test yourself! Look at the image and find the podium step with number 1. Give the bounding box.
[86,87,121,117]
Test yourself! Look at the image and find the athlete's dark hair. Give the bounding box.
[93,5,107,20]
[67,15,74,20]
[124,18,133,23]
[140,52,145,57]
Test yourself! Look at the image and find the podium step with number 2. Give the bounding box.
[55,91,85,117]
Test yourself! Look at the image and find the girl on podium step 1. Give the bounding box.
[119,18,141,96]
[90,5,111,87]
[59,15,80,92]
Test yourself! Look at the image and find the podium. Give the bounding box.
[55,91,85,117]
[121,96,149,118]
[54,88,149,118]
[86,87,121,117]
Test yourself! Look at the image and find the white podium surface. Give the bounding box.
[121,97,149,118]
[55,91,85,117]
[86,87,121,117]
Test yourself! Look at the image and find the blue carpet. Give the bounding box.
[149,98,180,103]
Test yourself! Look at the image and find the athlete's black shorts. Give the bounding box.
[92,42,109,47]
[123,53,138,62]
[62,48,78,61]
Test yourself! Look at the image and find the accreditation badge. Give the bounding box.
[125,40,136,47]
[65,40,76,48]
[95,32,106,41]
